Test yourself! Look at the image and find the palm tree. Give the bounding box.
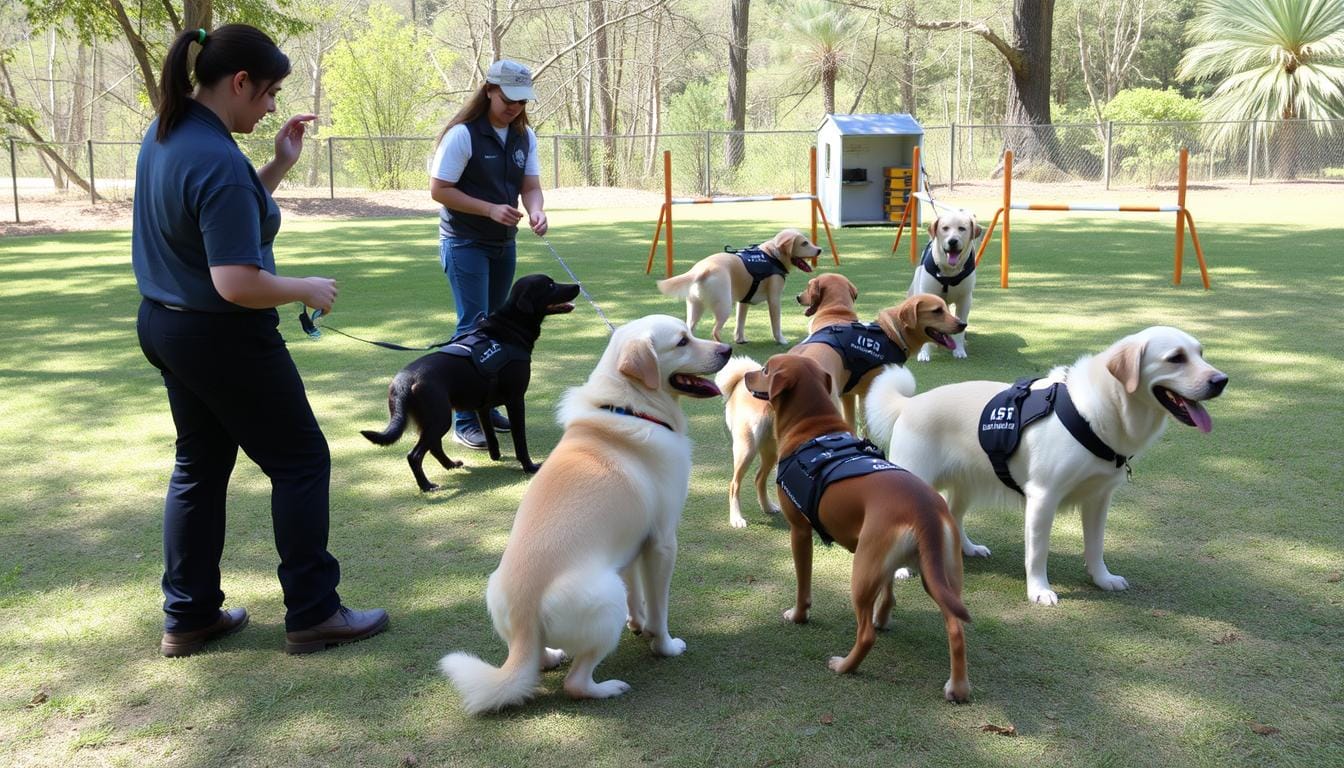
[1178,0,1344,178]
[785,0,862,116]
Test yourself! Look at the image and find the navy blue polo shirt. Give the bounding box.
[132,100,281,312]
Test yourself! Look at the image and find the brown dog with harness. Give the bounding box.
[744,354,971,701]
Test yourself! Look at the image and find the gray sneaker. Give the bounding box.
[453,420,488,450]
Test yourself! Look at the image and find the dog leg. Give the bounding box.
[1024,491,1062,605]
[636,536,686,657]
[842,393,859,432]
[1081,492,1129,592]
[733,302,750,345]
[783,510,813,624]
[504,401,540,474]
[621,563,647,636]
[686,299,704,336]
[475,408,502,461]
[767,291,787,345]
[948,488,990,558]
[873,579,895,630]
[916,342,934,363]
[830,546,886,674]
[951,297,970,359]
[427,438,463,471]
[728,422,761,529]
[406,436,439,492]
[541,647,568,670]
[754,433,781,517]
[941,611,971,703]
[563,651,631,700]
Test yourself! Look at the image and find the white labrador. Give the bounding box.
[440,315,730,714]
[908,209,982,361]
[865,326,1228,605]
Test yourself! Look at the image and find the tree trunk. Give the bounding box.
[591,0,616,186]
[184,1,213,32]
[1002,0,1058,173]
[900,0,916,116]
[823,67,836,115]
[725,0,750,170]
[306,44,325,187]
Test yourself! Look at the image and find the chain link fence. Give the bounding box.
[4,118,1341,221]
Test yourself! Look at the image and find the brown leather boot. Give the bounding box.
[284,606,389,654]
[160,608,249,657]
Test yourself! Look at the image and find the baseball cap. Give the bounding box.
[485,60,535,102]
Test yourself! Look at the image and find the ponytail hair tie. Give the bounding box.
[197,28,207,45]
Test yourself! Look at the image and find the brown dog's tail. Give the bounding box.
[360,375,411,446]
[862,365,917,449]
[714,355,763,399]
[916,512,972,624]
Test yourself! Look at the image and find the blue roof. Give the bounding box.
[820,113,922,135]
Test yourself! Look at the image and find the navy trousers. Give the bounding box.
[137,299,342,632]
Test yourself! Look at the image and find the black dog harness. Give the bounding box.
[730,246,787,304]
[436,328,527,382]
[921,242,975,295]
[797,322,907,393]
[776,432,906,545]
[978,377,1130,495]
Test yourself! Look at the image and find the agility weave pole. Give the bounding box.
[645,147,840,277]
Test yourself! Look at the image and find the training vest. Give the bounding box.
[978,377,1129,495]
[797,322,908,392]
[436,325,528,385]
[776,432,906,546]
[731,246,788,303]
[439,115,529,242]
[921,242,976,295]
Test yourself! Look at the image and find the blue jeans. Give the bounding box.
[440,237,516,429]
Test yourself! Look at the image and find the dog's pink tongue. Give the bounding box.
[1187,401,1213,433]
[947,251,961,266]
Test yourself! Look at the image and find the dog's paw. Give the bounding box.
[765,504,781,516]
[729,513,748,529]
[774,336,789,346]
[522,461,542,474]
[1028,585,1060,606]
[541,647,568,670]
[735,337,749,345]
[827,656,854,674]
[783,606,809,624]
[567,678,631,700]
[963,542,992,558]
[893,567,915,581]
[652,637,686,657]
[1093,572,1130,591]
[916,349,932,363]
[944,678,971,704]
[952,347,968,360]
[626,616,647,636]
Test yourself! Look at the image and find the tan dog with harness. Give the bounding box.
[744,354,971,702]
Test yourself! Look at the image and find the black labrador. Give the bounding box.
[362,274,581,491]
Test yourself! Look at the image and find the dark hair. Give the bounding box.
[156,24,291,141]
[435,83,530,146]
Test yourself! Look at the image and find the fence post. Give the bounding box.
[87,139,96,204]
[948,123,956,192]
[327,137,335,200]
[9,138,18,223]
[1103,121,1113,190]
[552,134,560,189]
[1247,118,1256,185]
[703,131,711,196]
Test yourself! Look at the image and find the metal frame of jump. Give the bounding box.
[889,146,1211,289]
[645,147,840,277]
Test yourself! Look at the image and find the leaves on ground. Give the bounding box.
[1212,631,1241,645]
[1249,722,1280,736]
[980,723,1017,737]
[1327,571,1341,583]
[27,690,49,708]
[819,713,835,725]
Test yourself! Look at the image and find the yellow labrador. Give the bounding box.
[865,326,1228,605]
[657,228,820,345]
[908,209,982,361]
[716,292,960,530]
[440,315,730,714]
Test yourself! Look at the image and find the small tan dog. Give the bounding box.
[716,289,963,529]
[440,315,731,714]
[866,326,1228,605]
[657,228,820,345]
[744,354,971,702]
[908,209,982,361]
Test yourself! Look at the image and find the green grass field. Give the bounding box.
[1,192,1341,767]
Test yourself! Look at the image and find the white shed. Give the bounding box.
[816,113,923,227]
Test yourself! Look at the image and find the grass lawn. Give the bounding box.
[1,189,1341,767]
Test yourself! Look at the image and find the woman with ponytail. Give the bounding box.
[429,59,547,450]
[133,24,387,657]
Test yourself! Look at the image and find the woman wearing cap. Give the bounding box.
[429,59,547,450]
[133,24,388,657]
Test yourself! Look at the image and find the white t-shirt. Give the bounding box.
[429,123,541,182]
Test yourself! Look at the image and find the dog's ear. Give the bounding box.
[1105,340,1146,394]
[617,337,662,391]
[799,280,820,316]
[847,278,859,301]
[971,217,984,241]
[877,306,907,345]
[927,217,940,240]
[774,230,799,257]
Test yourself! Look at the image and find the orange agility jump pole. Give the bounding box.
[973,147,1211,289]
[888,144,922,266]
[646,147,840,277]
